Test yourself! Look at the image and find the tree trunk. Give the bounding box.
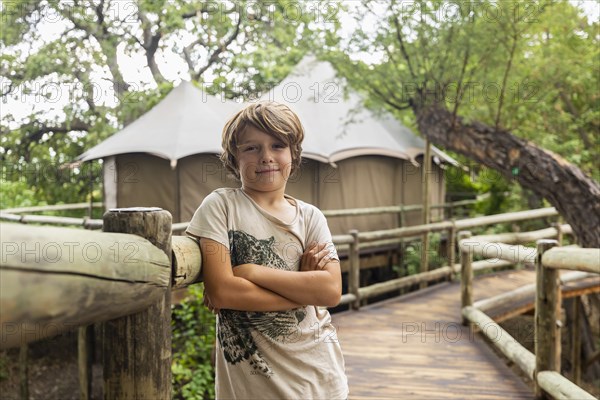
[413,103,600,248]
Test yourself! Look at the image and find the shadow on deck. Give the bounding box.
[332,268,537,399]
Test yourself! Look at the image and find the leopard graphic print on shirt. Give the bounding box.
[218,230,306,377]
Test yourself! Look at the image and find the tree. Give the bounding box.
[1,0,338,204]
[330,0,599,247]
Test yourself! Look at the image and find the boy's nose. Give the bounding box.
[260,149,274,163]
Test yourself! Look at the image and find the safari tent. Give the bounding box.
[78,57,456,234]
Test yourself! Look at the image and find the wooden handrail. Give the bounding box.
[542,247,600,274]
[534,242,599,399]
[454,207,558,230]
[462,306,536,379]
[2,204,594,399]
[2,202,104,214]
[0,198,480,232]
[536,371,596,400]
[0,222,171,350]
[459,234,599,400]
[321,197,482,218]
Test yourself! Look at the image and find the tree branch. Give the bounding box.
[138,10,166,84]
[413,102,600,247]
[495,29,518,130]
[392,12,416,80]
[451,39,471,127]
[1,119,91,143]
[194,17,242,80]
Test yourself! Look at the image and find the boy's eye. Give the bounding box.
[243,146,256,152]
[273,143,287,149]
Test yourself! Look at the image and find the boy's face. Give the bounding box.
[236,125,293,194]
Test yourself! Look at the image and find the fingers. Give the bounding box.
[301,242,323,269]
[302,242,334,271]
[316,251,332,270]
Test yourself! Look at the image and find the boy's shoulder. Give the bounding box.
[208,187,242,199]
[200,187,241,207]
[292,196,325,219]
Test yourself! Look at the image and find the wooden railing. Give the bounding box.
[1,208,201,399]
[0,198,481,232]
[337,207,562,309]
[0,205,574,398]
[0,202,104,229]
[459,233,600,400]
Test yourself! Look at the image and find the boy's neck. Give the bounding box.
[241,186,288,208]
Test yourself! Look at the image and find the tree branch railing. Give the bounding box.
[0,198,483,232]
[1,208,202,399]
[459,233,599,400]
[338,207,563,309]
[0,206,573,398]
[0,202,104,229]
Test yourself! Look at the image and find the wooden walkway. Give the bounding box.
[332,268,538,399]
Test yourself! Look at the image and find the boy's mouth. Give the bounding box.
[256,168,279,174]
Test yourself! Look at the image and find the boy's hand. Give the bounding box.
[301,242,333,271]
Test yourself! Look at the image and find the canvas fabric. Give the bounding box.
[112,154,445,231]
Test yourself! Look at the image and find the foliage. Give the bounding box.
[1,0,338,207]
[402,233,445,275]
[172,284,216,400]
[0,354,8,381]
[0,173,40,210]
[328,0,599,215]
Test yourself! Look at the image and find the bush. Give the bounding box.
[172,284,216,400]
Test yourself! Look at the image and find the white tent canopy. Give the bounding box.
[263,56,457,166]
[78,56,457,167]
[78,82,243,162]
[76,57,455,230]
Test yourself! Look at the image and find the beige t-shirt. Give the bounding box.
[187,188,348,400]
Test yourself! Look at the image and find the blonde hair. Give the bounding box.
[221,102,304,179]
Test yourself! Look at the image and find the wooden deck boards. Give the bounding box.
[332,267,538,399]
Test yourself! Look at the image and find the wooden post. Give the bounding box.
[102,208,173,399]
[459,231,473,326]
[535,239,559,399]
[396,206,405,279]
[78,325,94,400]
[397,205,404,228]
[448,223,456,278]
[420,140,432,289]
[349,230,360,310]
[552,222,563,246]
[19,343,28,400]
[571,297,581,385]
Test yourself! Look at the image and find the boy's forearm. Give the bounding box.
[212,275,301,312]
[237,264,341,307]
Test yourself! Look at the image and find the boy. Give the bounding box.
[186,102,349,399]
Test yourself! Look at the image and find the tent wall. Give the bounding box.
[111,153,446,235]
[114,154,179,220]
[301,156,446,234]
[178,154,240,221]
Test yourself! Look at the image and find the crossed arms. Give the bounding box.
[199,238,342,313]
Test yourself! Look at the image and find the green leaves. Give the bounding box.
[2,0,337,208]
[334,0,598,214]
[171,284,216,400]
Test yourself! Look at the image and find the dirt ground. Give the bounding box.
[0,330,104,400]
